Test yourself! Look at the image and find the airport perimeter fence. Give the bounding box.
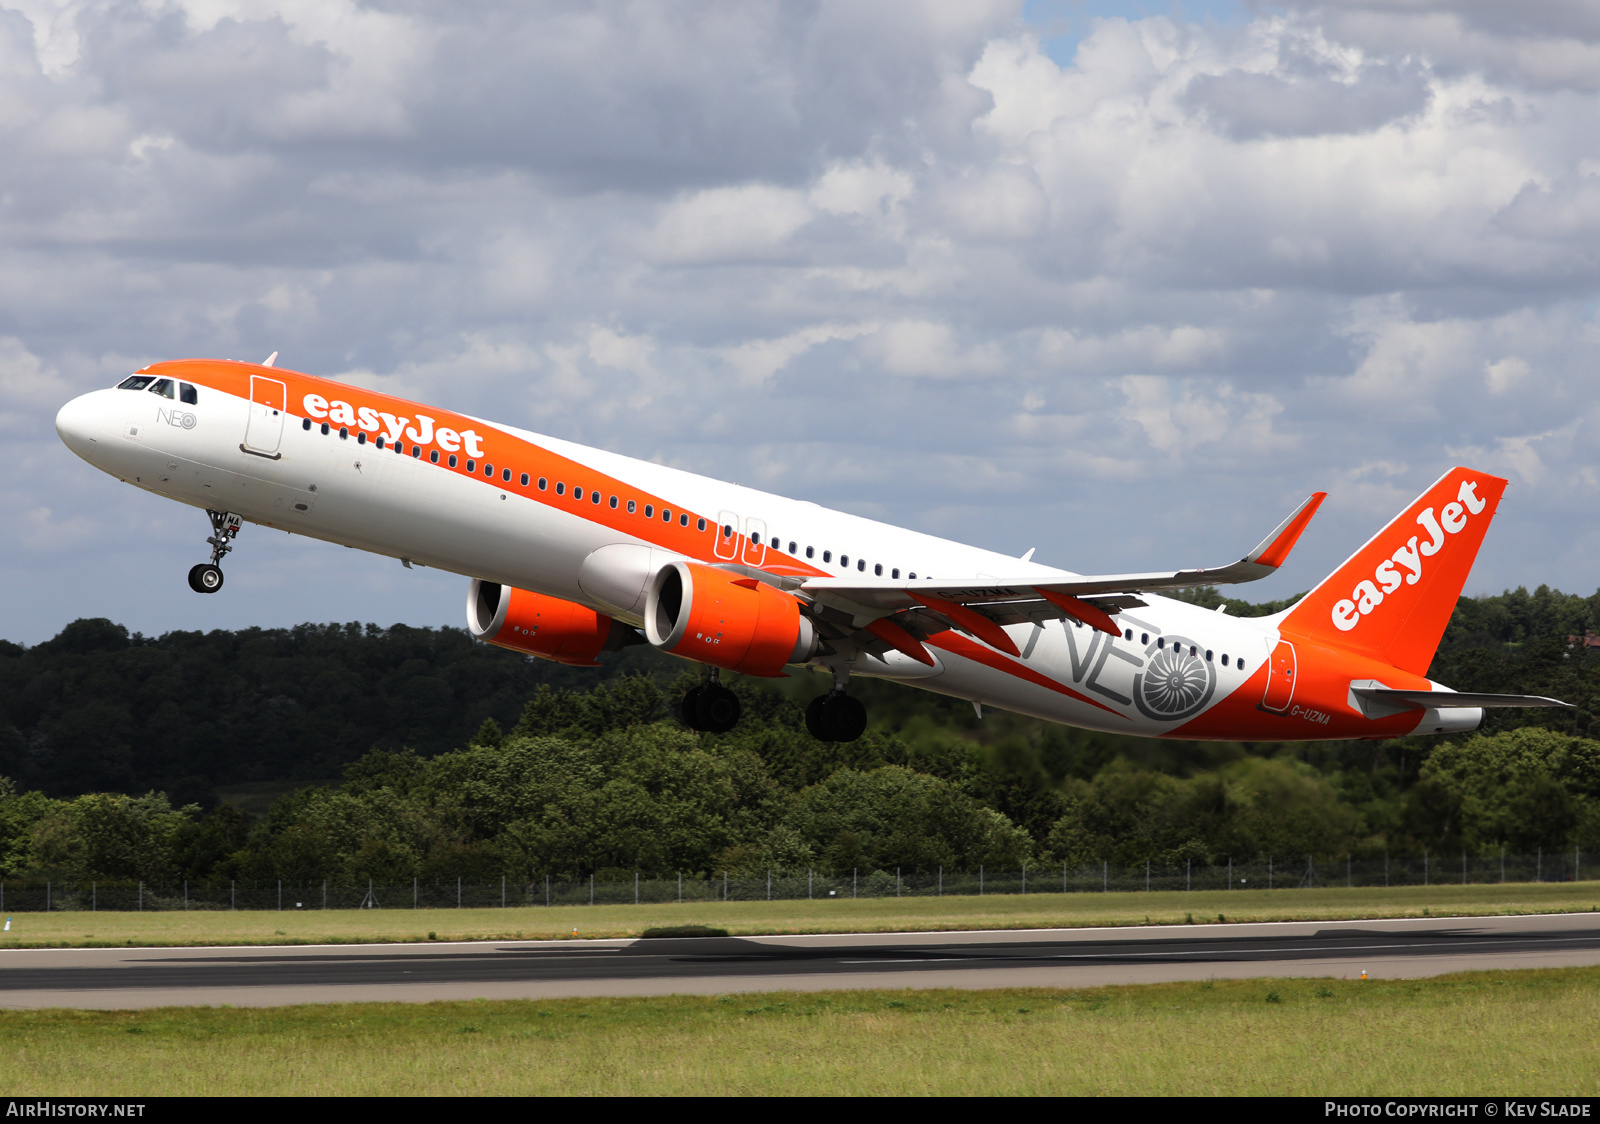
[0,849,1592,912]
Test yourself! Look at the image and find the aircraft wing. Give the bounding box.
[800,491,1326,649]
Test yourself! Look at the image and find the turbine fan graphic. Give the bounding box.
[1134,636,1216,721]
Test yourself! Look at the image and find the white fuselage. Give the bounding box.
[56,371,1452,742]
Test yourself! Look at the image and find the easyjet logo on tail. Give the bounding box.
[1330,479,1488,632]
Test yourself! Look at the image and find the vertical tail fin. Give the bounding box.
[1279,467,1507,675]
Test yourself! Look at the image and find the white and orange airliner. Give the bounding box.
[55,359,1568,741]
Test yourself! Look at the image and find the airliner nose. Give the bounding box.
[55,392,104,459]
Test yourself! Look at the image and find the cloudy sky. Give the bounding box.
[3,0,1598,645]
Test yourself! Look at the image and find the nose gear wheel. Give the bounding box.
[188,509,243,594]
[187,564,224,593]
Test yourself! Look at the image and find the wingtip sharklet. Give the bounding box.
[1246,491,1326,571]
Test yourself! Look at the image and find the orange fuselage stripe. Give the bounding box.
[158,359,831,580]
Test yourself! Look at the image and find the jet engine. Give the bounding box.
[467,578,640,666]
[644,560,817,678]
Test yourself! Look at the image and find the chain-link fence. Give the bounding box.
[0,849,1590,911]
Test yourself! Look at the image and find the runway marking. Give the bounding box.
[1035,936,1600,959]
[815,934,1600,966]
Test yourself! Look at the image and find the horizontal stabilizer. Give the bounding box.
[1351,687,1573,711]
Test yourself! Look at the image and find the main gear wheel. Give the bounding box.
[805,692,867,742]
[680,683,741,734]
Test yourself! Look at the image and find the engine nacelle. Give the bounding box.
[466,578,637,666]
[644,560,817,677]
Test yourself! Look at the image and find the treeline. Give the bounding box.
[3,585,1596,804]
[1,585,1598,883]
[2,676,1598,885]
[0,617,642,800]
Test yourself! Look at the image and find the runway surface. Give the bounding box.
[2,913,1597,1008]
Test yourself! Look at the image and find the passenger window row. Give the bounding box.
[1102,623,1245,674]
[298,416,710,530]
[743,532,919,581]
[296,416,945,581]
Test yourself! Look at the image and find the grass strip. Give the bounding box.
[2,966,1598,1095]
[0,882,1596,949]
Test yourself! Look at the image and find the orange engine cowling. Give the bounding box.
[466,578,638,666]
[644,561,817,678]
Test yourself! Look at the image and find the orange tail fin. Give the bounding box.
[1279,467,1507,675]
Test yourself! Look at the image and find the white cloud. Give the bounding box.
[1336,312,1480,406]
[1279,1,1600,91]
[7,0,85,76]
[939,163,1050,241]
[474,229,554,310]
[720,321,877,385]
[0,336,69,408]
[1489,429,1561,485]
[865,319,1004,379]
[16,503,99,552]
[6,1,1600,641]
[1120,376,1290,456]
[1485,356,1530,394]
[645,185,813,264]
[587,325,656,378]
[1039,324,1227,373]
[810,161,914,218]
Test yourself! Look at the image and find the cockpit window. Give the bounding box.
[179,382,198,404]
[117,375,154,391]
[147,379,176,398]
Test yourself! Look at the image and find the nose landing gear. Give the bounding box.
[187,563,224,593]
[188,509,242,594]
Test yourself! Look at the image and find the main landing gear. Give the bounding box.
[187,509,242,594]
[678,663,867,742]
[805,691,867,743]
[680,670,741,734]
[801,660,867,743]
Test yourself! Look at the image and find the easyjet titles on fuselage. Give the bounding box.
[301,392,486,459]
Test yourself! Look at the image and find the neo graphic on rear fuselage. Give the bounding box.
[55,359,1570,742]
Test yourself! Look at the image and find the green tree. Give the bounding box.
[1413,728,1600,850]
[28,791,195,880]
[0,777,58,876]
[776,766,1032,873]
